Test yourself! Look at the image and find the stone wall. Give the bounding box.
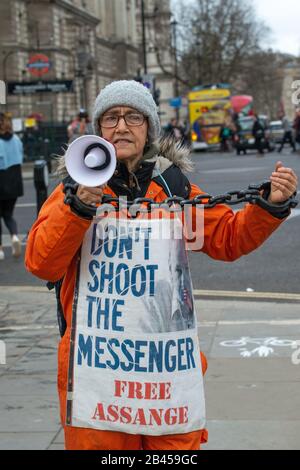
[0,0,139,123]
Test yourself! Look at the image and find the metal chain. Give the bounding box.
[64,181,298,218]
[101,181,298,210]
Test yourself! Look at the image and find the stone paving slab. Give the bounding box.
[0,344,32,375]
[205,381,300,421]
[0,432,60,451]
[8,345,58,374]
[204,420,300,450]
[0,373,57,396]
[209,301,300,321]
[205,358,299,382]
[0,396,61,433]
[0,304,50,327]
[195,302,227,322]
[197,326,216,355]
[213,324,300,338]
[53,428,64,444]
[48,443,65,450]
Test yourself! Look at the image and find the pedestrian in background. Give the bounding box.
[219,124,232,152]
[164,117,184,142]
[0,112,23,261]
[182,120,190,145]
[67,109,94,143]
[278,113,296,153]
[252,114,265,155]
[293,109,300,150]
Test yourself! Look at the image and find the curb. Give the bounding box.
[1,285,299,303]
[193,289,300,303]
[22,172,33,180]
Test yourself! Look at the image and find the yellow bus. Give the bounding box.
[188,85,232,150]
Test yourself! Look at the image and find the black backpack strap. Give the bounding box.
[47,279,67,338]
[152,164,191,199]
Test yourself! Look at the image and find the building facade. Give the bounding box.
[0,0,139,123]
[135,0,175,125]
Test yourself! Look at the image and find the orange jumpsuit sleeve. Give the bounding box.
[25,183,92,282]
[190,183,286,261]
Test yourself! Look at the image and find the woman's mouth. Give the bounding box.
[114,139,132,145]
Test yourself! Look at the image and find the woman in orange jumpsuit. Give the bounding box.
[25,81,297,450]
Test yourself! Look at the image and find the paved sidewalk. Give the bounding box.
[0,286,300,450]
[22,161,59,180]
[22,161,36,180]
[0,287,62,450]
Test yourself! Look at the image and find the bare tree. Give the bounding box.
[153,0,270,91]
[151,0,295,118]
[237,51,293,118]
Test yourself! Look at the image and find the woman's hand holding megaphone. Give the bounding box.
[76,184,107,206]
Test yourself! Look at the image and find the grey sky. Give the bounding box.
[171,0,300,56]
[253,0,300,56]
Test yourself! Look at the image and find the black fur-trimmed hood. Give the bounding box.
[143,135,193,174]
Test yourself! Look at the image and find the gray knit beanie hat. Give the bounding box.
[93,80,161,144]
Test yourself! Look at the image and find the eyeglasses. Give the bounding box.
[100,112,146,128]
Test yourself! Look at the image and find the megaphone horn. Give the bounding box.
[65,135,116,187]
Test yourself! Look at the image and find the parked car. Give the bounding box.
[269,120,284,144]
[234,115,274,155]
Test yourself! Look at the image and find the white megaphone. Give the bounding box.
[65,135,116,187]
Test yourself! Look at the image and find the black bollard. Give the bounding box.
[43,138,52,174]
[34,159,49,215]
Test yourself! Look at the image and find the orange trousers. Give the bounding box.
[63,353,208,450]
[64,427,208,450]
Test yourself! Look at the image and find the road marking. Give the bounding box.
[15,203,36,208]
[2,320,299,332]
[0,286,299,303]
[0,325,56,332]
[219,337,300,357]
[200,166,269,174]
[0,286,54,293]
[194,289,300,301]
[198,319,300,327]
[2,320,300,333]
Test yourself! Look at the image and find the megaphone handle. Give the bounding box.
[63,182,96,219]
[63,181,78,205]
[64,192,74,206]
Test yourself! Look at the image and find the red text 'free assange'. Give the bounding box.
[91,379,189,426]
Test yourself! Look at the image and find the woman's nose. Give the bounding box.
[116,116,129,131]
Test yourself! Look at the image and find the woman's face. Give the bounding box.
[99,106,148,164]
